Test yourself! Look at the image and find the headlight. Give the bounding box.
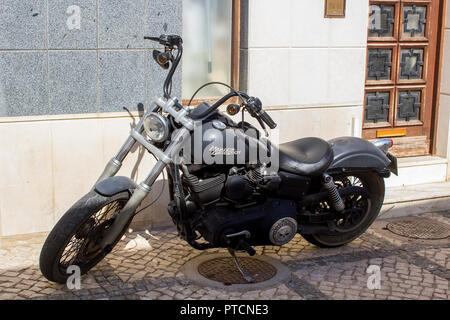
[143,112,169,143]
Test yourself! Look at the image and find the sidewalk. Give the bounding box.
[380,181,450,219]
[0,210,448,300]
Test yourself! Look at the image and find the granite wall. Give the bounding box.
[0,0,182,117]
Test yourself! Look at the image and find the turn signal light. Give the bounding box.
[226,104,241,116]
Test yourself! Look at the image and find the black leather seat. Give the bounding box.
[278,137,334,176]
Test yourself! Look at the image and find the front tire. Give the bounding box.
[39,191,131,283]
[301,171,385,248]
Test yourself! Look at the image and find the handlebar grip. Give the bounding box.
[144,35,183,48]
[144,36,161,42]
[260,110,277,129]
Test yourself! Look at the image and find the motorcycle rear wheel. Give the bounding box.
[301,171,385,248]
[39,191,131,283]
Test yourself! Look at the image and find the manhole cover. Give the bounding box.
[386,217,450,240]
[198,257,277,285]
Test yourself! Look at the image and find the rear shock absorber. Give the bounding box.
[322,174,345,212]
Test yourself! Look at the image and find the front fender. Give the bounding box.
[328,137,391,170]
[94,176,137,197]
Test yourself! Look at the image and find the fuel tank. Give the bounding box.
[183,111,270,171]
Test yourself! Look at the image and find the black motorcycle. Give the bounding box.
[40,35,398,283]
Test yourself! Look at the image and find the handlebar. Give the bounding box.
[144,35,183,48]
[144,35,183,99]
[259,109,277,129]
[145,34,277,130]
[143,36,161,42]
[245,97,277,129]
[190,91,277,130]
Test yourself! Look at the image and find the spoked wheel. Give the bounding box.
[59,206,118,270]
[40,191,131,283]
[333,179,371,233]
[301,171,385,248]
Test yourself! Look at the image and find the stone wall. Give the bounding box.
[0,0,182,117]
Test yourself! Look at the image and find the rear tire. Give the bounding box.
[301,171,385,248]
[39,191,131,283]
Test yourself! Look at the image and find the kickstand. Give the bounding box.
[228,248,255,283]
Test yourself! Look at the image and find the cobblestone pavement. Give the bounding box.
[0,212,448,300]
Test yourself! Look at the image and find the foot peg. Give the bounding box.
[239,239,256,256]
[224,234,257,283]
[228,248,255,283]
[224,231,255,256]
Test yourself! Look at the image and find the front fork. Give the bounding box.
[99,160,166,250]
[95,112,191,249]
[94,103,152,187]
[94,138,135,185]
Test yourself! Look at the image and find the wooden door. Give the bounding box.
[363,0,441,156]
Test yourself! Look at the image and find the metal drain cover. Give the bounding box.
[198,257,277,285]
[386,217,450,240]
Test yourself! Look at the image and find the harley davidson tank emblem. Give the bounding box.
[208,146,241,156]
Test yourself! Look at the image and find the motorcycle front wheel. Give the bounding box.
[301,171,385,248]
[39,191,131,283]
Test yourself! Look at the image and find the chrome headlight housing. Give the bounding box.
[143,112,170,143]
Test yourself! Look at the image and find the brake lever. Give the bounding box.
[257,117,269,137]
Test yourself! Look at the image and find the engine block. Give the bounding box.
[195,198,297,247]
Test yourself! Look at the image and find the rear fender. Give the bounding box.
[328,137,392,173]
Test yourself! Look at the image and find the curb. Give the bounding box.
[379,196,450,220]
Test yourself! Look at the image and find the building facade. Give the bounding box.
[0,0,449,237]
